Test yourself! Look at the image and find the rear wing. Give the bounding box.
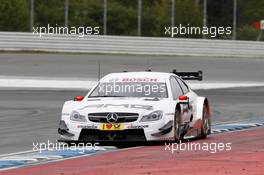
[172,69,203,81]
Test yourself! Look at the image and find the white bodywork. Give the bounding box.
[59,72,211,141]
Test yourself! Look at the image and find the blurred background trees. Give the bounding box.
[0,0,263,40]
[0,0,29,31]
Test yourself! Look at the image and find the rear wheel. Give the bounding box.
[174,107,182,142]
[200,104,210,138]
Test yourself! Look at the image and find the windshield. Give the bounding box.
[89,82,168,98]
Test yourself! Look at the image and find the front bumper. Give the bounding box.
[58,120,75,137]
[79,129,146,141]
[58,118,174,141]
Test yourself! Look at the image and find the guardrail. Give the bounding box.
[0,32,264,57]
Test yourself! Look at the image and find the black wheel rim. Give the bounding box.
[203,106,209,134]
[175,110,181,140]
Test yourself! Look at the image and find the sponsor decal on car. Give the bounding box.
[106,77,164,82]
[122,78,158,82]
[77,125,98,129]
[79,104,153,110]
[127,124,149,129]
[99,123,125,131]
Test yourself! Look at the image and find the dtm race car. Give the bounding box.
[58,70,211,141]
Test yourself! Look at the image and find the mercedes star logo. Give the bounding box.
[106,113,119,123]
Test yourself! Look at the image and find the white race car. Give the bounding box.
[58,70,211,142]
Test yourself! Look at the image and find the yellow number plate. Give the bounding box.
[100,123,125,131]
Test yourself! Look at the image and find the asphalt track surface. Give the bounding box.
[2,128,264,175]
[0,53,264,174]
[1,53,264,82]
[0,86,264,154]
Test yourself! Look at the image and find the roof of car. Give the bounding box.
[100,72,177,82]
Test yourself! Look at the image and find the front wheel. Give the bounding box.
[174,107,183,142]
[200,104,211,139]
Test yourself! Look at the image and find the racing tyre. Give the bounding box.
[174,107,183,142]
[200,104,211,139]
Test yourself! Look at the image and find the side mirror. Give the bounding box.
[179,95,188,101]
[74,96,84,101]
[178,95,190,109]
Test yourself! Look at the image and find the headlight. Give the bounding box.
[140,110,163,122]
[70,111,87,122]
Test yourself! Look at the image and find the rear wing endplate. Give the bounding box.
[172,69,203,81]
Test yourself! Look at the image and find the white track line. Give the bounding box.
[0,146,140,171]
[0,150,37,159]
[0,76,96,90]
[1,76,264,90]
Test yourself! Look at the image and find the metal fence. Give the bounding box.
[1,32,264,57]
